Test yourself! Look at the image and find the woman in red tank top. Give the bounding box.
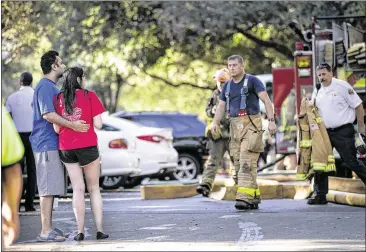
[53,67,108,241]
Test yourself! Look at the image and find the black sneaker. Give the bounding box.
[74,233,85,241]
[307,196,328,205]
[96,231,109,240]
[196,185,210,197]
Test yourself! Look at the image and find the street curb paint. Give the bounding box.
[327,190,366,207]
[328,177,365,194]
[209,181,312,201]
[140,183,198,200]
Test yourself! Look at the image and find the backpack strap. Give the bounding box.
[225,80,232,113]
[240,75,249,110]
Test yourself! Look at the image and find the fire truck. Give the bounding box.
[271,15,366,174]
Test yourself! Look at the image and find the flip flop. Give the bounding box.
[53,228,70,238]
[36,230,66,242]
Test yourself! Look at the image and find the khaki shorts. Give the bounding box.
[34,151,67,197]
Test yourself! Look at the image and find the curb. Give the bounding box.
[257,171,297,182]
[140,176,365,207]
[329,177,365,194]
[327,190,366,207]
[209,180,312,201]
[140,183,198,200]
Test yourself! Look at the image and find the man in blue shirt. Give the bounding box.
[30,50,90,242]
[212,55,277,210]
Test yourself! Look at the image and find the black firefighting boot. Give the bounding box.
[235,200,259,210]
[307,195,328,205]
[250,203,259,209]
[196,184,210,197]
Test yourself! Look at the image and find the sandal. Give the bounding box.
[53,228,70,238]
[36,230,66,242]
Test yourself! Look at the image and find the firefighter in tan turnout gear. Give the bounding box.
[196,69,232,197]
[212,55,277,210]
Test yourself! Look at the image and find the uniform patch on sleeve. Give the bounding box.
[348,88,355,95]
[310,123,319,131]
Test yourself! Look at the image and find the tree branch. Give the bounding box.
[236,27,293,60]
[143,70,215,90]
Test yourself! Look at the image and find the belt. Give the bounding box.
[326,123,353,132]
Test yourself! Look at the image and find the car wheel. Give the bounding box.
[171,153,200,181]
[120,176,143,189]
[100,176,123,190]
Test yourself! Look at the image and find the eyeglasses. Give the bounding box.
[316,62,331,71]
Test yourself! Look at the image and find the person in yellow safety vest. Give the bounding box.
[211,55,277,210]
[2,105,24,248]
[279,89,297,136]
[197,68,232,197]
[296,97,336,182]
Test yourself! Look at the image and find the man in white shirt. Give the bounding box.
[309,63,366,204]
[5,72,36,212]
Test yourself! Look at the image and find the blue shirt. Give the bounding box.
[219,74,265,117]
[30,78,60,152]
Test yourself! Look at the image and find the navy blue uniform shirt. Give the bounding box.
[219,74,265,117]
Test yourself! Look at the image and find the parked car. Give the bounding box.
[111,111,208,181]
[96,119,141,189]
[101,113,179,188]
[22,116,142,194]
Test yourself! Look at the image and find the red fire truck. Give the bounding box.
[271,15,366,174]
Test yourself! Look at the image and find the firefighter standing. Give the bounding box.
[212,55,277,210]
[308,62,366,204]
[197,69,232,197]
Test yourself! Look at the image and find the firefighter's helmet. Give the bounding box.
[214,68,230,83]
[355,133,366,155]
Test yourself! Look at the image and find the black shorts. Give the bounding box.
[59,146,99,167]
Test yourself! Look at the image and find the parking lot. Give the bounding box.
[11,185,366,251]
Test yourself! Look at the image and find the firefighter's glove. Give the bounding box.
[211,124,222,140]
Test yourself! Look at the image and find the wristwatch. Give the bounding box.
[268,118,275,122]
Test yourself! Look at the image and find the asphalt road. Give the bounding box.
[5,188,366,251]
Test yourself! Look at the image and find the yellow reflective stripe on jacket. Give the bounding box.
[325,163,336,172]
[296,173,308,181]
[279,125,297,132]
[315,117,322,123]
[311,162,327,171]
[300,140,312,148]
[328,155,335,163]
[237,187,260,197]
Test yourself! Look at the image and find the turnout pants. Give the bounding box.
[229,115,263,204]
[314,124,366,196]
[201,138,231,189]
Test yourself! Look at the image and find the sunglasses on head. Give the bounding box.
[316,63,331,71]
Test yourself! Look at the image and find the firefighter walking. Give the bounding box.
[212,55,277,210]
[197,69,232,197]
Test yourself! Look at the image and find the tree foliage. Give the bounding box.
[2,1,365,119]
